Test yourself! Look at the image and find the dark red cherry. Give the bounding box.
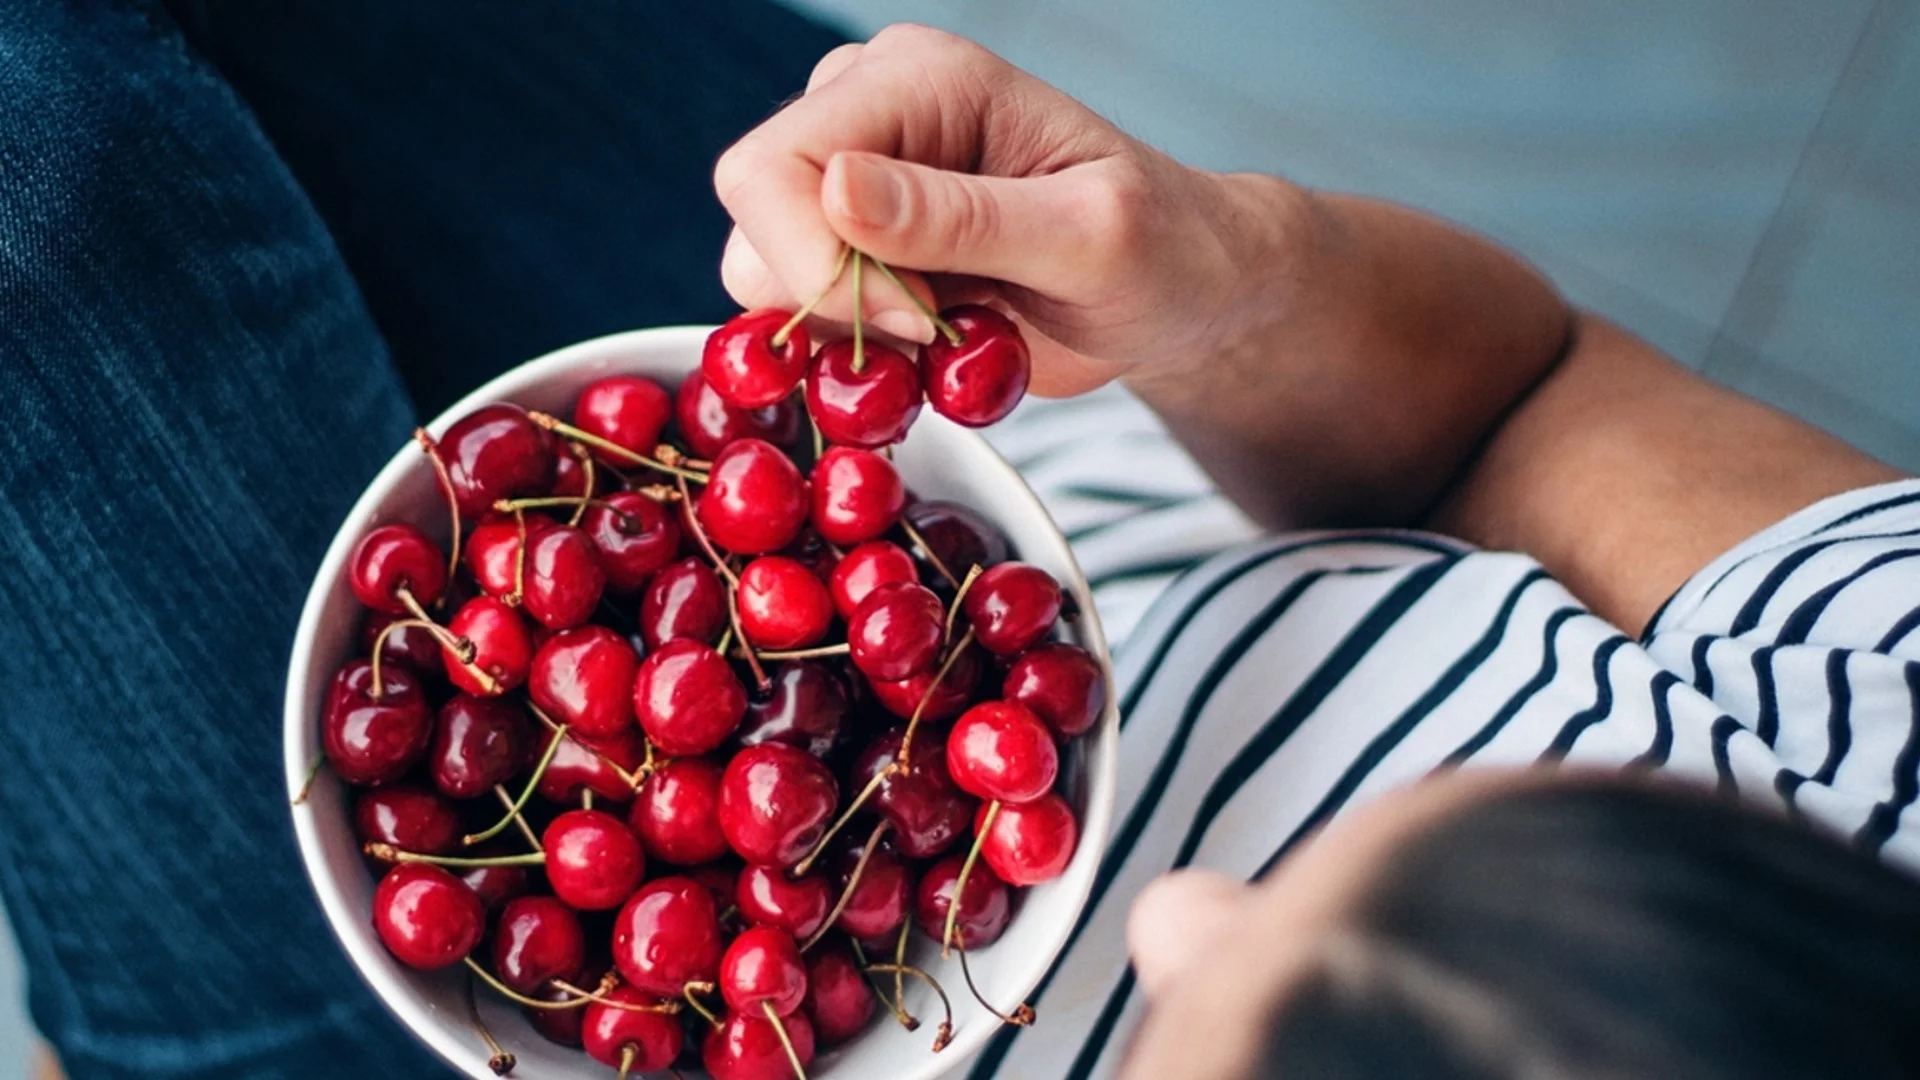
[543,809,646,911]
[675,369,803,460]
[573,375,673,466]
[902,500,1011,584]
[947,701,1059,804]
[977,792,1078,885]
[441,403,557,519]
[585,492,681,594]
[613,876,726,996]
[829,840,911,941]
[685,862,742,908]
[581,984,684,1072]
[529,625,639,740]
[914,854,1011,949]
[805,339,922,449]
[737,556,834,650]
[1004,643,1106,739]
[847,581,944,681]
[464,512,558,600]
[867,640,985,724]
[736,660,849,759]
[459,848,531,914]
[735,864,832,941]
[720,926,808,1017]
[779,526,841,584]
[703,309,811,409]
[810,447,905,547]
[962,562,1062,655]
[697,439,810,555]
[372,863,485,970]
[639,557,727,649]
[850,727,974,859]
[536,727,644,805]
[717,743,839,868]
[634,640,748,756]
[631,756,730,866]
[921,305,1032,427]
[360,611,445,681]
[428,694,529,799]
[802,940,876,1047]
[354,785,460,854]
[491,895,587,995]
[551,444,603,500]
[828,541,919,620]
[322,659,433,786]
[520,524,606,630]
[444,596,534,696]
[704,1010,816,1080]
[348,523,447,613]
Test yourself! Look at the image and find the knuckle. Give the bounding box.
[711,141,760,207]
[1079,162,1156,263]
[947,178,1003,255]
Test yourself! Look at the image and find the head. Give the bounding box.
[1120,771,1920,1080]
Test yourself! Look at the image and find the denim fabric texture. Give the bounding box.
[0,1,844,1076]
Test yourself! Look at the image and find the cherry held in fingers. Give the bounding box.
[976,792,1078,885]
[847,581,944,682]
[530,625,640,740]
[572,375,673,465]
[737,556,834,650]
[806,338,922,449]
[349,524,448,613]
[373,863,485,970]
[584,492,681,594]
[721,926,808,1017]
[697,438,810,555]
[1003,642,1106,739]
[633,639,748,756]
[961,562,1062,655]
[441,403,557,519]
[543,809,646,910]
[704,309,812,409]
[914,854,1011,950]
[718,743,839,868]
[810,447,905,547]
[355,785,460,855]
[323,659,433,786]
[735,864,833,941]
[444,596,534,696]
[921,304,1032,427]
[704,1009,817,1080]
[582,984,684,1073]
[676,369,803,460]
[640,557,727,649]
[491,895,588,995]
[631,756,730,866]
[947,701,1059,804]
[828,541,918,620]
[428,694,529,799]
[613,876,727,997]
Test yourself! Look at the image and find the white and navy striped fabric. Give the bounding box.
[973,388,1920,1080]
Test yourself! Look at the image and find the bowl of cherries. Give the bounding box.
[285,277,1117,1080]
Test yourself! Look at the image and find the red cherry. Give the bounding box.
[464,512,557,600]
[1004,643,1106,739]
[529,625,639,740]
[543,809,646,911]
[737,557,834,651]
[736,660,849,759]
[735,864,833,941]
[828,541,919,620]
[581,984,684,1072]
[867,640,985,724]
[914,854,1011,949]
[704,1010,816,1080]
[718,743,839,868]
[584,492,681,594]
[805,339,922,448]
[639,557,727,649]
[518,524,606,630]
[360,611,445,681]
[443,596,534,696]
[441,403,556,519]
[372,863,484,970]
[354,785,460,855]
[426,695,528,799]
[902,500,1010,584]
[829,839,911,941]
[697,439,810,555]
[613,876,726,996]
[573,375,674,466]
[703,309,811,409]
[809,448,905,547]
[685,862,742,908]
[349,523,448,613]
[847,581,944,681]
[322,659,433,786]
[631,756,730,866]
[720,926,808,1017]
[675,369,803,460]
[458,849,531,914]
[633,640,748,756]
[977,792,1078,885]
[947,701,1059,804]
[551,444,603,500]
[962,562,1062,655]
[850,727,974,859]
[537,727,647,806]
[491,895,587,995]
[802,940,876,1047]
[921,305,1032,427]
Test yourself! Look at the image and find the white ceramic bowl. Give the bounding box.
[284,326,1118,1079]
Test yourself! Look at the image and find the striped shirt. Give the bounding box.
[968,386,1920,1080]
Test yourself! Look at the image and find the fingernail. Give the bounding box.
[835,155,905,231]
[874,308,935,344]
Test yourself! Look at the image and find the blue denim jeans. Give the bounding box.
[0,2,843,1076]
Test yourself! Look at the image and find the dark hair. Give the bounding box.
[1254,780,1920,1080]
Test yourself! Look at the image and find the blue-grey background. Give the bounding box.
[4,0,1916,1074]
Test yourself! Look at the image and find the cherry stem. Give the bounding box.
[892,915,913,1028]
[715,625,735,657]
[943,800,998,959]
[896,627,976,770]
[581,789,594,812]
[944,564,984,646]
[675,473,769,692]
[396,587,500,694]
[682,981,719,1026]
[850,251,867,375]
[463,956,586,1011]
[860,964,955,1052]
[493,784,543,850]
[550,978,682,1015]
[849,939,917,1030]
[740,642,850,662]
[956,942,1035,1028]
[507,507,530,607]
[464,723,569,846]
[868,259,962,345]
[801,820,890,953]
[762,1001,812,1080]
[527,412,710,483]
[366,844,546,869]
[568,444,596,526]
[897,518,959,589]
[464,971,518,1076]
[494,496,637,531]
[616,1044,636,1080]
[414,428,463,602]
[528,702,645,789]
[792,763,897,878]
[290,757,324,807]
[772,244,852,348]
[369,617,439,701]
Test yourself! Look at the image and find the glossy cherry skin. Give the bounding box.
[737,556,834,650]
[360,611,445,681]
[704,1010,816,1080]
[444,596,534,696]
[459,849,531,914]
[516,524,605,630]
[978,792,1078,885]
[537,727,647,805]
[847,581,945,681]
[372,863,485,970]
[961,562,1062,655]
[697,438,810,555]
[584,492,681,594]
[829,840,911,941]
[867,640,985,724]
[524,953,606,1046]
[802,940,876,1047]
[639,556,726,649]
[491,895,587,995]
[573,375,673,465]
[428,694,528,799]
[914,854,1012,949]
[947,701,1059,804]
[810,447,905,547]
[921,304,1032,427]
[354,785,460,854]
[902,500,1011,584]
[805,339,922,449]
[633,640,748,756]
[1004,643,1106,739]
[550,444,603,500]
[735,864,833,941]
[735,660,849,759]
[543,809,646,911]
[441,403,557,519]
[529,625,639,740]
[850,727,975,859]
[464,512,557,600]
[581,984,684,1072]
[322,659,433,786]
[828,541,919,620]
[703,309,811,409]
[614,876,727,996]
[676,369,803,460]
[718,744,839,868]
[349,523,447,613]
[631,756,730,866]
[721,926,808,1017]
